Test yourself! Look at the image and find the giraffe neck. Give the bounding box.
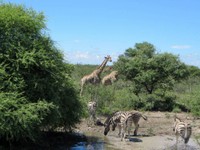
[96,58,108,74]
[96,58,107,69]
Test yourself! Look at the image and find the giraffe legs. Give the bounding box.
[80,88,83,96]
[80,82,84,96]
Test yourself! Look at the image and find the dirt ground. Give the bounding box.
[74,111,200,150]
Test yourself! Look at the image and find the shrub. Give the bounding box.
[0,3,83,142]
[189,93,200,116]
[0,92,55,141]
[142,92,176,111]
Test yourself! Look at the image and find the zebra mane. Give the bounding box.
[104,110,120,126]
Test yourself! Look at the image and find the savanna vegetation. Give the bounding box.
[74,43,200,116]
[1,2,200,148]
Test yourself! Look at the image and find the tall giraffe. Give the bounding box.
[102,70,118,86]
[80,55,112,96]
[103,66,113,73]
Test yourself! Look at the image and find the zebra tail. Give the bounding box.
[142,115,148,121]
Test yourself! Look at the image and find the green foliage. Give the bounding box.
[187,65,200,77]
[173,75,200,115]
[172,107,181,113]
[113,88,142,110]
[0,92,55,141]
[135,91,176,111]
[190,94,200,116]
[114,42,189,95]
[0,3,83,142]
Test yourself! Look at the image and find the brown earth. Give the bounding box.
[74,111,200,150]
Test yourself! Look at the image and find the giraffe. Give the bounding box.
[102,70,118,86]
[103,66,113,73]
[80,55,112,96]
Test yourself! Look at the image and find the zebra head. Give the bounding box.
[103,111,121,136]
[173,115,181,131]
[104,116,120,135]
[104,119,111,136]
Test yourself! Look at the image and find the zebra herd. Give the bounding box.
[87,101,192,145]
[103,110,147,141]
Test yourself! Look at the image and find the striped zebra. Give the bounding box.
[104,111,124,136]
[87,101,97,125]
[173,116,192,144]
[104,110,147,141]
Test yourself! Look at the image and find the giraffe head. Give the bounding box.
[105,55,112,62]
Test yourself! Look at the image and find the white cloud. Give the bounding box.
[75,51,89,59]
[73,40,80,43]
[171,45,191,49]
[96,55,101,59]
[63,50,121,65]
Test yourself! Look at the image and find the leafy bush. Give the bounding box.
[189,93,200,116]
[172,107,181,113]
[0,92,55,141]
[114,88,142,110]
[141,92,176,111]
[0,3,83,142]
[174,76,200,115]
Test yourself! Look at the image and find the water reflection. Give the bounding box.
[69,131,200,150]
[70,141,105,150]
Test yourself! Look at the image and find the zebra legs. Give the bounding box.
[127,122,133,139]
[134,124,139,136]
[121,120,140,141]
[176,133,179,144]
[120,124,126,141]
[175,133,179,150]
[117,125,122,137]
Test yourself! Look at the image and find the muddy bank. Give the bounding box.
[104,134,200,150]
[75,111,200,150]
[78,129,200,150]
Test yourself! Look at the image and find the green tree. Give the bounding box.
[114,42,189,95]
[0,3,82,141]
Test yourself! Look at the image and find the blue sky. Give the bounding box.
[4,0,200,67]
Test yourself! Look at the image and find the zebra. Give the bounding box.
[104,110,147,141]
[173,116,192,145]
[124,111,147,138]
[87,101,97,126]
[104,110,125,135]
